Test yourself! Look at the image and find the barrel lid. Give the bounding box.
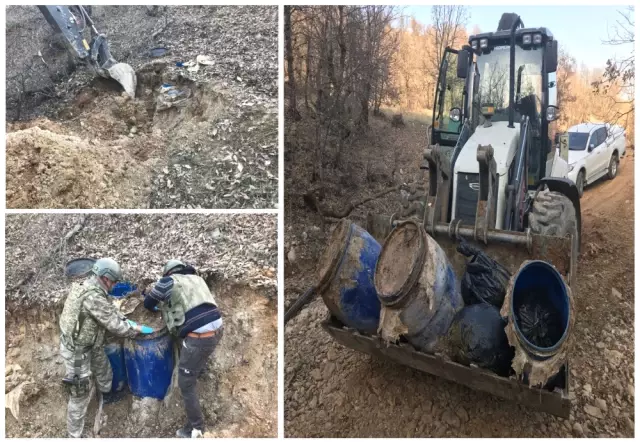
[64,257,96,279]
[315,219,351,291]
[374,220,426,305]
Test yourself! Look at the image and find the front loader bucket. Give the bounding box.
[359,211,576,416]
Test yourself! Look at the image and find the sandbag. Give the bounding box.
[446,303,514,377]
[457,241,511,307]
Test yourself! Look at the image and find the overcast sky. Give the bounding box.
[401,5,634,69]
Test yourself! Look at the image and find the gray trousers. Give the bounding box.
[60,342,112,438]
[178,329,223,431]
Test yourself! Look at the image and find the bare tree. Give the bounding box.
[284,6,301,120]
[428,6,469,83]
[556,49,577,128]
[592,6,634,137]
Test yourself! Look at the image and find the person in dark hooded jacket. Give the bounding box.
[144,259,223,438]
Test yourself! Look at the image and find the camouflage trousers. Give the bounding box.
[60,341,112,438]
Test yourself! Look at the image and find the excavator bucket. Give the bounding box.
[105,62,137,98]
[91,35,137,98]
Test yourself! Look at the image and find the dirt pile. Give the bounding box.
[5,214,277,437]
[284,112,634,437]
[6,124,154,209]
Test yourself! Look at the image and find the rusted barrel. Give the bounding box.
[316,219,382,334]
[375,220,463,353]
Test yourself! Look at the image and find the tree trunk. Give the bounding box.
[284,6,300,121]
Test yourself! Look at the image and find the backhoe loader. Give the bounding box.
[322,13,580,418]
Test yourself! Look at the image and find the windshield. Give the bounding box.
[474,46,543,127]
[568,132,589,151]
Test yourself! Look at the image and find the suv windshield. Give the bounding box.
[568,132,589,151]
[474,45,543,127]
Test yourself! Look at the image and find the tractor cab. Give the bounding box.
[445,14,564,231]
[463,17,560,190]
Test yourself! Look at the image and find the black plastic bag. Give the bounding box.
[446,303,514,377]
[457,241,511,308]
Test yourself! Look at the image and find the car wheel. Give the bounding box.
[576,170,585,198]
[607,153,619,180]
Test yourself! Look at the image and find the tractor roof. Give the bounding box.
[469,27,554,44]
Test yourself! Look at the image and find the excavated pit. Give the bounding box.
[4,281,277,438]
[6,62,278,209]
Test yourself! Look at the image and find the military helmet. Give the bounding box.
[163,259,186,276]
[92,258,123,282]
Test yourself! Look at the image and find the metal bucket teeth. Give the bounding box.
[106,63,137,98]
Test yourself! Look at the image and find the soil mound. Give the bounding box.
[6,125,152,208]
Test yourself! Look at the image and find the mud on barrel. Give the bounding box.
[316,219,382,335]
[375,220,463,353]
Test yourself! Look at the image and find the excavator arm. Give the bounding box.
[37,5,136,98]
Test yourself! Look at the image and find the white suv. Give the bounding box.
[566,122,626,197]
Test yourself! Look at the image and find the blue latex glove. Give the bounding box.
[153,305,160,312]
[127,320,154,334]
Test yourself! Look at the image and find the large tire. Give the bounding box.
[575,170,585,198]
[607,152,619,180]
[529,189,579,257]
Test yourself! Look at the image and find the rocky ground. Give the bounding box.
[6,6,278,209]
[284,112,635,437]
[5,214,277,438]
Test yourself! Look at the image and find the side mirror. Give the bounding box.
[545,40,558,73]
[545,105,559,122]
[457,49,470,79]
[588,143,595,151]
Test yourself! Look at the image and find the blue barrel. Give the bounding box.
[375,220,463,353]
[317,219,382,334]
[124,329,174,400]
[510,260,570,358]
[104,339,128,393]
[111,281,136,298]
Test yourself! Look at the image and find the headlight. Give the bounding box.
[471,40,478,50]
[522,34,532,45]
[480,38,488,49]
[449,108,461,122]
[568,164,575,172]
[533,33,542,44]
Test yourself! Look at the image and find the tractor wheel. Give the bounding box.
[529,189,580,257]
[607,152,619,180]
[575,170,585,198]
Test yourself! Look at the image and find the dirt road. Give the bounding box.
[284,116,634,437]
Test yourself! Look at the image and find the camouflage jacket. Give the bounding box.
[59,276,138,349]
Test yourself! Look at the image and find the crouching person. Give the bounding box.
[144,259,223,438]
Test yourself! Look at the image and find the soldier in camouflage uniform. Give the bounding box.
[143,259,223,438]
[59,258,153,438]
